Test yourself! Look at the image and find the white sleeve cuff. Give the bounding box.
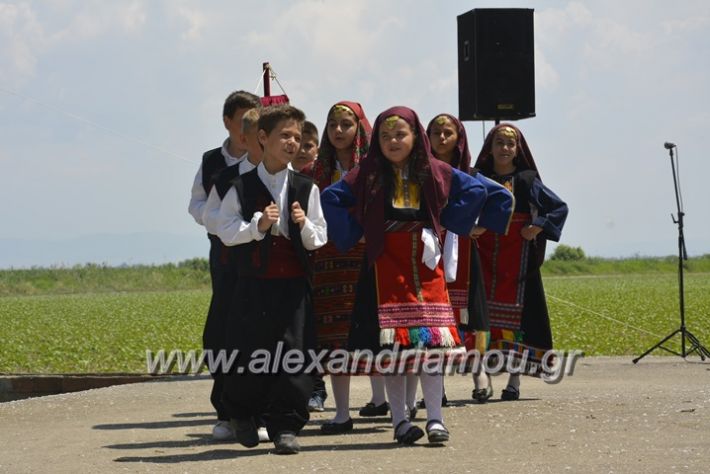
[250,212,267,241]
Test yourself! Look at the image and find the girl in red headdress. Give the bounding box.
[302,102,388,433]
[321,106,510,445]
[425,114,514,405]
[473,123,568,400]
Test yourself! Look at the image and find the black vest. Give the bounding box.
[201,147,227,194]
[232,168,314,281]
[207,163,246,261]
[213,163,243,200]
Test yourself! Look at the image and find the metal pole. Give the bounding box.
[263,62,271,97]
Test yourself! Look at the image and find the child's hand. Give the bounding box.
[291,202,306,229]
[258,201,279,233]
[520,225,542,241]
[470,226,487,239]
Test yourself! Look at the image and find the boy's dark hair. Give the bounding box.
[223,90,261,119]
[258,105,306,135]
[302,121,319,143]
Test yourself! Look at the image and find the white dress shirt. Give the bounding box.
[216,162,328,251]
[188,139,243,226]
[202,155,259,235]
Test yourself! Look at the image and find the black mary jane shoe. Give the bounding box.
[501,386,520,401]
[425,420,450,444]
[416,393,449,409]
[394,420,424,445]
[320,417,353,435]
[359,401,389,417]
[472,384,494,404]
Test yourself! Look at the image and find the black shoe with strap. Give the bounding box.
[472,384,494,404]
[393,420,424,445]
[501,385,520,401]
[416,393,448,409]
[320,417,353,435]
[359,401,389,417]
[425,420,450,444]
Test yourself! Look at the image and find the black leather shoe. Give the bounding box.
[320,417,353,435]
[416,394,448,409]
[501,386,520,401]
[394,420,424,445]
[358,401,389,417]
[425,420,450,444]
[273,431,300,454]
[472,384,494,404]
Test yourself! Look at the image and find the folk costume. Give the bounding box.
[321,106,501,441]
[303,101,371,352]
[200,156,258,420]
[426,114,514,353]
[474,123,568,379]
[302,102,385,428]
[215,162,327,438]
[187,139,242,423]
[424,114,514,406]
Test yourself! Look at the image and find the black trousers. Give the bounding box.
[203,236,236,421]
[222,276,316,436]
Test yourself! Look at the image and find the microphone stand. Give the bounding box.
[633,144,710,363]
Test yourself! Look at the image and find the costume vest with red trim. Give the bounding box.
[232,168,314,281]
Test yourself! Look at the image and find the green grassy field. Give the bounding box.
[1,260,709,373]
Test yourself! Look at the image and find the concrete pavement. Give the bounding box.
[1,357,709,473]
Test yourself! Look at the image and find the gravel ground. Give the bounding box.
[1,356,709,473]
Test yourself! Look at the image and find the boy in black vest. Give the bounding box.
[216,104,327,454]
[201,106,266,441]
[188,90,261,440]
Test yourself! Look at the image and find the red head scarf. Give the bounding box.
[473,123,539,178]
[426,113,472,172]
[343,106,453,267]
[306,101,371,190]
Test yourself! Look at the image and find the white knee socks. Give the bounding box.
[506,373,520,392]
[473,371,489,390]
[330,375,351,423]
[384,375,407,429]
[420,372,444,431]
[369,375,387,405]
[405,373,418,414]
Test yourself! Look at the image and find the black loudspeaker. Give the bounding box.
[457,8,535,121]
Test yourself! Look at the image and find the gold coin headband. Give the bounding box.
[496,126,517,139]
[331,104,354,119]
[435,115,451,126]
[384,115,401,129]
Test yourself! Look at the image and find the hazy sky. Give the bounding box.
[1,0,709,267]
